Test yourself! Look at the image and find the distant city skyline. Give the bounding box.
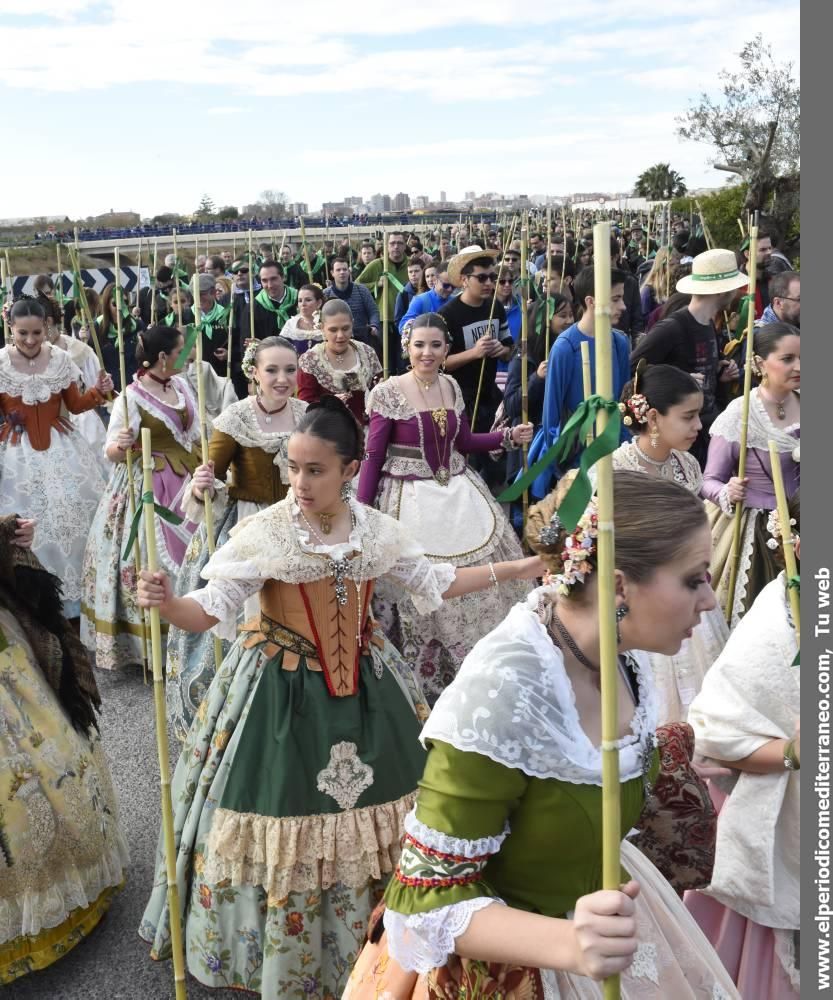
[1,1,798,220]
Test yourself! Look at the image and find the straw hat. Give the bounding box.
[447,244,499,287]
[676,248,749,295]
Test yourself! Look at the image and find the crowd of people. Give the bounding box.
[0,212,800,999]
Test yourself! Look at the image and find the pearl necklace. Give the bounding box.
[633,441,688,486]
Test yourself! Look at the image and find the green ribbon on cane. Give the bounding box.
[380,270,406,294]
[122,491,184,560]
[497,396,621,529]
[174,302,231,368]
[787,574,800,592]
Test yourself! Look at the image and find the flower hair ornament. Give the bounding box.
[539,496,600,596]
[241,339,258,380]
[766,508,798,551]
[618,393,649,427]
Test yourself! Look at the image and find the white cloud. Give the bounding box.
[206,106,249,115]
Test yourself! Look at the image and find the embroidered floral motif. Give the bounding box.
[630,942,659,984]
[300,342,381,396]
[394,832,491,889]
[316,741,374,810]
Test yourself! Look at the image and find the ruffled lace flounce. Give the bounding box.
[204,791,416,896]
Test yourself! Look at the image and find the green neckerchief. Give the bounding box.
[96,313,136,341]
[297,248,326,281]
[122,492,183,560]
[255,286,297,329]
[174,302,231,368]
[498,396,622,528]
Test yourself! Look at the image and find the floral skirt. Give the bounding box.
[139,625,429,998]
[80,460,197,671]
[706,503,780,630]
[0,429,107,617]
[166,498,265,741]
[373,469,532,705]
[0,610,128,986]
[344,841,739,999]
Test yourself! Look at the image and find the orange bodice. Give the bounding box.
[0,384,104,451]
[240,576,381,698]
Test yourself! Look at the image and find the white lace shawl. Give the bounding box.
[104,375,201,454]
[0,345,85,404]
[189,492,456,640]
[181,396,307,521]
[366,373,465,420]
[709,388,799,453]
[611,441,703,494]
[421,585,659,785]
[688,573,799,929]
[211,395,307,456]
[386,596,658,974]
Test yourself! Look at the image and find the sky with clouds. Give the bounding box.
[0,0,799,219]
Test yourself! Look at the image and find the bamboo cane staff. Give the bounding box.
[381,226,390,380]
[136,238,142,318]
[737,217,746,240]
[68,240,108,375]
[768,439,800,642]
[114,247,150,684]
[299,216,314,284]
[151,239,159,325]
[724,220,759,623]
[56,242,65,321]
[470,214,519,431]
[247,230,255,365]
[0,259,9,345]
[520,223,530,528]
[191,274,225,672]
[140,427,188,1000]
[592,220,622,1000]
[543,207,553,358]
[559,205,567,288]
[580,340,593,446]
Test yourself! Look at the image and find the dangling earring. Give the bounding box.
[340,482,351,502]
[761,370,770,386]
[615,604,629,644]
[161,356,167,374]
[255,379,262,396]
[649,425,659,449]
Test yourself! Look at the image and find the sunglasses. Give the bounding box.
[468,272,498,284]
[439,281,454,291]
[497,277,513,286]
[235,268,250,275]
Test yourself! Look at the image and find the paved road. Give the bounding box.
[6,667,218,1000]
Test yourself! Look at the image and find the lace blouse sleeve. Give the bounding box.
[380,526,456,614]
[383,739,525,973]
[186,539,269,640]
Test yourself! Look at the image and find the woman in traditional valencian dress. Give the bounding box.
[612,363,729,723]
[0,516,128,986]
[357,312,535,704]
[704,322,799,626]
[687,493,800,999]
[136,398,543,999]
[298,299,382,425]
[0,299,113,619]
[346,470,739,1000]
[80,324,202,671]
[167,336,308,740]
[280,282,325,355]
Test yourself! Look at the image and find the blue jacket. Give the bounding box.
[526,322,631,498]
[497,294,522,373]
[398,288,453,332]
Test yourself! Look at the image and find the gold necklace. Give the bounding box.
[417,375,451,485]
[759,386,790,420]
[415,372,448,437]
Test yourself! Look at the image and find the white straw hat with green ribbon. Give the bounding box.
[676,248,750,295]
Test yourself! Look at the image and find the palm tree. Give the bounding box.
[634,163,688,200]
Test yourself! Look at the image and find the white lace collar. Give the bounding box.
[0,345,79,404]
[290,487,362,559]
[129,374,200,451]
[212,396,307,454]
[421,586,659,786]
